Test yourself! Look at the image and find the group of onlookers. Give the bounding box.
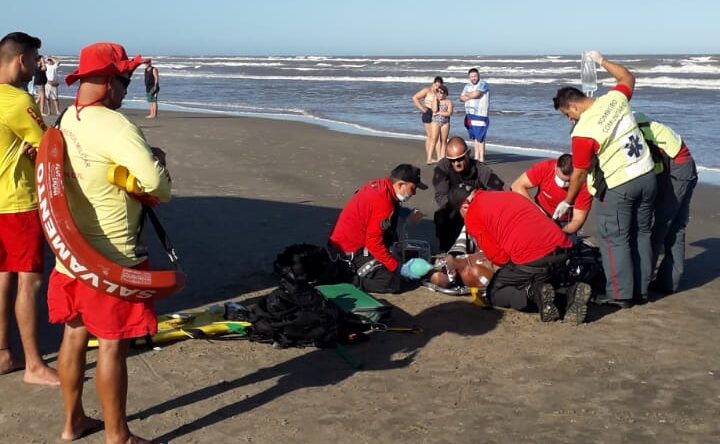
[30,54,61,115]
[413,68,490,164]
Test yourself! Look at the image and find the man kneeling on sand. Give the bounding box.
[328,164,432,293]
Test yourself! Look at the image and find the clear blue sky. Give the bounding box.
[2,0,718,56]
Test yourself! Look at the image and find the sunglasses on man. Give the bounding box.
[447,152,468,163]
[114,75,131,89]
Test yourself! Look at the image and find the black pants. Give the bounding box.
[350,253,407,294]
[486,251,570,310]
[434,207,465,253]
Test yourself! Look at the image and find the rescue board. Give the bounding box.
[87,307,251,348]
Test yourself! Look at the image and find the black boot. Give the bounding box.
[530,283,559,322]
[564,282,592,325]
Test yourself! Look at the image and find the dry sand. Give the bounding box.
[1,107,719,443]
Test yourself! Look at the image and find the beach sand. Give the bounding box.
[1,107,719,443]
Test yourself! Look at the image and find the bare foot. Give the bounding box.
[124,434,152,444]
[61,416,103,441]
[0,350,24,375]
[23,363,60,386]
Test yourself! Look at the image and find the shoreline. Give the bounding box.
[57,96,720,186]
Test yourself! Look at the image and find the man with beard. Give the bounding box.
[432,136,504,252]
[328,164,430,293]
[0,31,60,386]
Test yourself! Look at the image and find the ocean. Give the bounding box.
[55,54,720,184]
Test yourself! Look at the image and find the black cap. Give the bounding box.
[390,164,428,190]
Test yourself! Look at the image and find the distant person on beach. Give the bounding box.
[412,76,443,164]
[430,84,453,161]
[459,68,490,162]
[44,56,60,115]
[33,54,48,115]
[552,50,656,308]
[144,60,159,118]
[51,42,171,444]
[0,31,60,386]
[634,112,697,294]
[511,154,593,235]
[462,190,592,325]
[432,137,504,252]
[328,164,428,293]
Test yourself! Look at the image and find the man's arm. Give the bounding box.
[511,173,535,201]
[563,209,588,234]
[476,164,505,191]
[152,68,159,88]
[565,168,587,205]
[460,89,482,103]
[412,87,430,112]
[107,123,171,202]
[10,95,46,158]
[588,50,635,94]
[432,164,451,208]
[366,203,399,272]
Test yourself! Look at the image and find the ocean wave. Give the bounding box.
[618,76,720,90]
[153,63,200,70]
[639,63,720,74]
[444,65,577,74]
[159,72,565,84]
[194,61,286,67]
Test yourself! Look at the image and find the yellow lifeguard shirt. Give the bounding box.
[0,84,47,213]
[56,106,171,276]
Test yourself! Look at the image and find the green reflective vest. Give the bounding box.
[572,90,654,194]
[634,112,684,174]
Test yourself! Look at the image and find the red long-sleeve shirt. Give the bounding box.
[328,178,399,272]
[465,191,572,266]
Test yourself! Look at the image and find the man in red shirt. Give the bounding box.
[328,164,427,293]
[462,190,592,324]
[511,154,592,235]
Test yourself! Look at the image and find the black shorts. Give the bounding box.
[421,109,433,124]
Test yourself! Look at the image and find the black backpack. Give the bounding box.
[244,280,341,348]
[240,244,346,348]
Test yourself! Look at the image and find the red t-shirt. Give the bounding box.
[526,159,593,221]
[328,178,399,272]
[464,191,572,266]
[572,85,633,170]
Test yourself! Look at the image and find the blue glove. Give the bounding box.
[400,258,433,280]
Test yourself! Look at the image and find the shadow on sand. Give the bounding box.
[129,301,501,443]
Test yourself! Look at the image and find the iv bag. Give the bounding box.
[581,51,598,97]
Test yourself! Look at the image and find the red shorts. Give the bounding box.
[0,211,45,272]
[47,262,158,340]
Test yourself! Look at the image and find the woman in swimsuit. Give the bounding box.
[429,85,453,161]
[412,76,443,164]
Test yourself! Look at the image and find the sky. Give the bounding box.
[2,0,718,56]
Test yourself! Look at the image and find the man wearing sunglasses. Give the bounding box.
[49,42,171,444]
[432,136,504,252]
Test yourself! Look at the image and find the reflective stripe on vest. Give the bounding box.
[572,90,654,192]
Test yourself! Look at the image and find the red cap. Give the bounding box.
[65,42,148,86]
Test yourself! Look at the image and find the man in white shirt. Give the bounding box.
[459,68,490,162]
[44,56,60,115]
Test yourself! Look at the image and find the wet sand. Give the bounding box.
[1,107,718,443]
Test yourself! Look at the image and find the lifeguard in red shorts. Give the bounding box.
[48,42,171,444]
